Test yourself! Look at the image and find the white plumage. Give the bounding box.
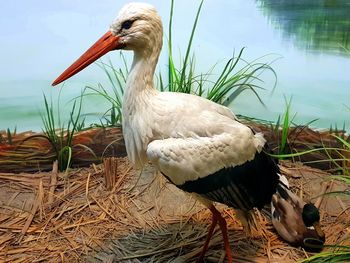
[147,131,266,185]
[52,2,325,261]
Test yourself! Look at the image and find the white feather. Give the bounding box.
[123,89,266,171]
[278,174,289,187]
[147,130,265,185]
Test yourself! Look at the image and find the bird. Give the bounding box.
[271,175,325,252]
[52,2,325,262]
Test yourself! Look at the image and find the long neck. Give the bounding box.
[122,44,161,168]
[123,44,161,104]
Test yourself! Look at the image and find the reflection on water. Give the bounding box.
[257,0,350,56]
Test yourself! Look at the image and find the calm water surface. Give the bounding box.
[235,0,350,128]
[0,0,349,131]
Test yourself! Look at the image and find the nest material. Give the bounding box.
[1,124,348,174]
[0,158,349,262]
[0,127,126,173]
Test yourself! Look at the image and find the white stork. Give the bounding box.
[52,3,325,261]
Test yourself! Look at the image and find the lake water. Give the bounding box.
[0,0,349,132]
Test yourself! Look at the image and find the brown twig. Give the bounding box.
[17,180,44,243]
[47,160,58,206]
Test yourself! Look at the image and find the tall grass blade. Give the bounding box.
[179,0,204,90]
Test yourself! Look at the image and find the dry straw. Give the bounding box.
[0,157,349,262]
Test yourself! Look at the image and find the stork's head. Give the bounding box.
[111,3,162,52]
[52,2,163,86]
[271,181,325,252]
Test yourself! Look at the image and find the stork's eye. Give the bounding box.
[121,20,133,30]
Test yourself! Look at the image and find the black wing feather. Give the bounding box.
[176,150,279,211]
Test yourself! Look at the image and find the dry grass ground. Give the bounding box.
[0,158,349,263]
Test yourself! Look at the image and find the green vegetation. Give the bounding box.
[271,98,319,157]
[326,135,350,176]
[40,93,86,172]
[161,0,277,106]
[300,248,350,263]
[82,55,128,126]
[0,127,17,145]
[274,97,294,155]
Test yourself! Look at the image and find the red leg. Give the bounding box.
[198,211,218,262]
[214,209,233,263]
[198,205,233,263]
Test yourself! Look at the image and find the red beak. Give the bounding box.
[52,31,120,86]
